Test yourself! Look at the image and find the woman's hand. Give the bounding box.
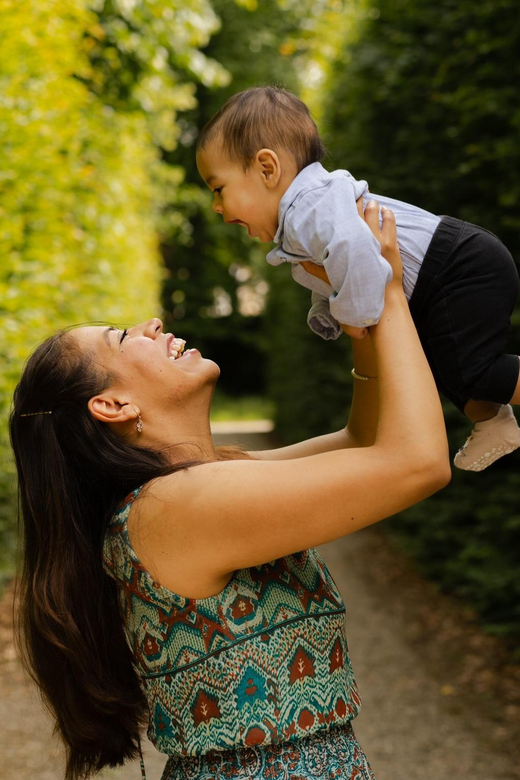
[363,200,403,287]
[340,199,402,339]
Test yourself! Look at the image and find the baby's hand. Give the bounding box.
[301,260,330,285]
[341,324,368,340]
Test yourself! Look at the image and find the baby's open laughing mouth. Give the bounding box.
[225,219,260,238]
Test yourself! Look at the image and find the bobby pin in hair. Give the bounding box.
[20,411,53,417]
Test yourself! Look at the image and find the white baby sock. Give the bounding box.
[454,404,520,471]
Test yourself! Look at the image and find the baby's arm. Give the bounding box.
[287,179,392,328]
[301,260,368,339]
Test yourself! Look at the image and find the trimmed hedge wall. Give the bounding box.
[0,0,219,568]
[265,0,520,646]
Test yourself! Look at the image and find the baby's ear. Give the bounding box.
[255,149,281,188]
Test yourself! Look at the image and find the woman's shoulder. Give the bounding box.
[134,457,261,513]
[122,467,238,599]
[131,463,222,514]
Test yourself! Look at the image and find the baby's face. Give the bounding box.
[197,142,281,243]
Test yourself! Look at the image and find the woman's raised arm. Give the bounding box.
[131,207,450,598]
[250,201,397,460]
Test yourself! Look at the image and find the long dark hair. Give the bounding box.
[9,330,245,778]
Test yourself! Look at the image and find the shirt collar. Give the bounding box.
[273,162,327,243]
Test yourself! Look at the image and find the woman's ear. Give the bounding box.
[88,395,139,426]
[255,148,281,188]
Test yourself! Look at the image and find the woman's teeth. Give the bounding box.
[169,339,186,360]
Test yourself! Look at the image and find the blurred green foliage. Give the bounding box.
[324,0,520,646]
[0,0,226,568]
[393,441,520,648]
[160,0,306,398]
[210,389,274,423]
[159,0,357,399]
[1,0,519,644]
[323,0,520,252]
[269,0,520,645]
[266,264,353,442]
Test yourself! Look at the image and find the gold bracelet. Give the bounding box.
[351,368,378,381]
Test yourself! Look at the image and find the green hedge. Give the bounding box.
[265,0,520,645]
[0,0,221,570]
[266,265,352,443]
[323,0,520,647]
[390,427,520,645]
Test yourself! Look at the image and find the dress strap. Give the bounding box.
[138,735,147,780]
[115,485,145,514]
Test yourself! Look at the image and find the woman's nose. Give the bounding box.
[141,318,163,339]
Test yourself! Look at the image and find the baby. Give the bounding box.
[196,86,520,471]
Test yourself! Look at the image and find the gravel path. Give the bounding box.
[0,426,518,779]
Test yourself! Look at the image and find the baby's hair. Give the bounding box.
[197,86,326,172]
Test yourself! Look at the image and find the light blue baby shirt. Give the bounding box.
[266,162,441,338]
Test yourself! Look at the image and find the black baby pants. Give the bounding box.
[409,216,520,412]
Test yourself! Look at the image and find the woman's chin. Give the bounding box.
[200,358,220,380]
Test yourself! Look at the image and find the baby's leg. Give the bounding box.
[454,399,520,471]
[409,219,520,472]
[454,363,520,471]
[509,370,520,405]
[464,399,502,423]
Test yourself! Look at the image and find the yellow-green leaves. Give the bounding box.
[0,0,229,563]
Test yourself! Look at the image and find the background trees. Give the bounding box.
[0,0,226,566]
[1,0,519,644]
[160,0,302,399]
[271,0,520,645]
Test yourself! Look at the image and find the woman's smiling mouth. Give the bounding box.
[168,336,187,360]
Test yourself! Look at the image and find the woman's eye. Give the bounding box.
[119,329,128,344]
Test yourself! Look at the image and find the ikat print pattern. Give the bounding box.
[162,723,376,780]
[103,489,361,758]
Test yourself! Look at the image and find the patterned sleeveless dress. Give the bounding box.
[103,487,376,780]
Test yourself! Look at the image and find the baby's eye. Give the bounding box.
[119,328,128,344]
[213,187,222,196]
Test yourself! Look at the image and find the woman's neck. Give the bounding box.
[141,414,217,464]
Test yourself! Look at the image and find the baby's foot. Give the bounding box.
[454,404,520,471]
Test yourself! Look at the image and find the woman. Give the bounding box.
[10,204,449,780]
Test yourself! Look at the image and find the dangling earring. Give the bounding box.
[135,409,143,434]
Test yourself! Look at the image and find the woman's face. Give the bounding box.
[72,318,219,413]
